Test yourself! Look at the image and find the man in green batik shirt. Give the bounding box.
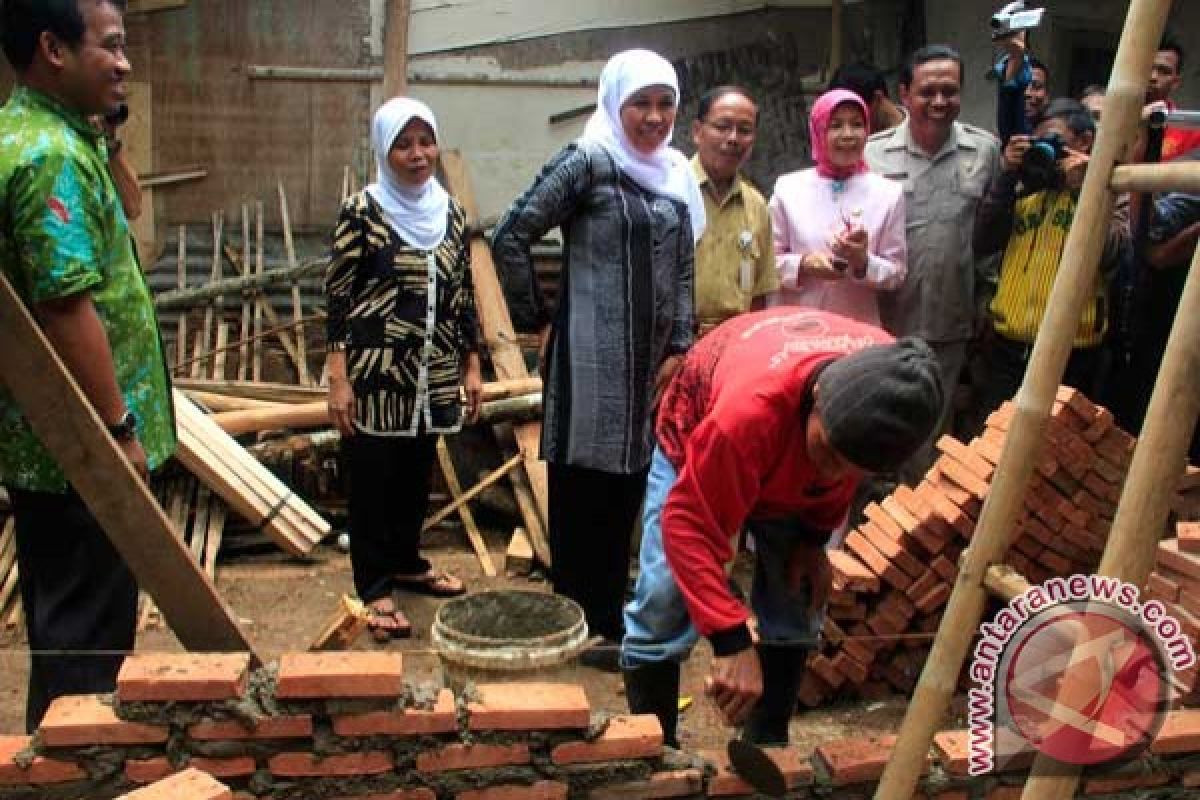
[0,0,175,730]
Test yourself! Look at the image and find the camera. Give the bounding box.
[1021,132,1066,191]
[104,103,129,128]
[990,1,1046,41]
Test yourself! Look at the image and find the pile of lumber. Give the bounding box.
[800,387,1178,706]
[1141,521,1200,704]
[173,390,329,557]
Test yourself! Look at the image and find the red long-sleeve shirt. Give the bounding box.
[656,309,892,650]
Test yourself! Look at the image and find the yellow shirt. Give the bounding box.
[691,157,778,327]
[989,189,1107,347]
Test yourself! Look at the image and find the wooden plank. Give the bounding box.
[505,526,534,576]
[138,166,207,188]
[212,320,229,380]
[189,485,211,564]
[440,150,551,567]
[278,181,310,384]
[125,81,157,267]
[0,272,257,658]
[382,0,410,99]
[435,438,497,577]
[308,594,369,652]
[204,502,226,580]
[175,225,187,369]
[238,204,251,381]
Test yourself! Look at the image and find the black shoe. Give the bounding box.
[578,639,621,673]
[623,660,681,749]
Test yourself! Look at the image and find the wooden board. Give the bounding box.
[440,150,551,568]
[0,272,257,658]
[124,81,157,267]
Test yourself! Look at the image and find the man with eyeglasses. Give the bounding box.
[689,86,778,334]
[0,0,175,730]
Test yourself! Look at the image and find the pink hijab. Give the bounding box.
[809,89,871,180]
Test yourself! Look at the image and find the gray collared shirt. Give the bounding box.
[865,120,1000,343]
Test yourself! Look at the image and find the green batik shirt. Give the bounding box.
[0,86,175,492]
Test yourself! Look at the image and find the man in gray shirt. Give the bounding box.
[865,44,1000,478]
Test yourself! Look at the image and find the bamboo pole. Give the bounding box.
[278,181,310,384]
[253,201,264,381]
[192,211,223,378]
[175,225,187,370]
[177,376,537,405]
[238,204,252,380]
[1110,161,1200,193]
[382,0,410,99]
[155,257,323,310]
[436,438,497,577]
[1020,244,1200,800]
[874,2,1170,797]
[421,452,522,533]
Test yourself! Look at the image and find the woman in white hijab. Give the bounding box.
[325,97,482,641]
[492,49,702,670]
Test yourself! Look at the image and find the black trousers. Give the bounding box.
[548,463,648,642]
[346,432,436,604]
[976,335,1104,427]
[10,487,138,732]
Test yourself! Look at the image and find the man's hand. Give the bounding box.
[788,543,832,611]
[119,437,149,482]
[705,646,763,726]
[1061,147,1090,191]
[1002,134,1031,172]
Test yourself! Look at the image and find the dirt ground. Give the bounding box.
[0,523,909,751]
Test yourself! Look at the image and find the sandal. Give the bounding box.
[394,570,467,598]
[366,598,412,642]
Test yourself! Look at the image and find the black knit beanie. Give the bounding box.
[814,338,944,473]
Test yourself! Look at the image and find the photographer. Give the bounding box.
[992,31,1048,141]
[972,98,1129,416]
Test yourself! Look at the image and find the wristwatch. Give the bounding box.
[107,409,138,442]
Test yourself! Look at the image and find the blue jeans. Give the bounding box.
[621,446,825,668]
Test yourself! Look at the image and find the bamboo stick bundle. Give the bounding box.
[278,181,310,384]
[173,390,329,556]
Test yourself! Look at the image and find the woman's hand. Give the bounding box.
[830,227,869,279]
[800,252,845,281]
[463,353,483,423]
[326,351,356,437]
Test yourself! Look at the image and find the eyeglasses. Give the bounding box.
[705,120,756,138]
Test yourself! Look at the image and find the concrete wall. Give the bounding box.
[924,0,1200,133]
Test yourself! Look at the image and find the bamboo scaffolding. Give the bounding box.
[253,201,264,381]
[278,181,310,385]
[435,438,497,577]
[238,203,252,380]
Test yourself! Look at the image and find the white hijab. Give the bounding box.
[581,49,706,242]
[366,97,451,251]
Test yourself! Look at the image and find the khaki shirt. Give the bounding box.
[865,120,1000,342]
[691,157,778,328]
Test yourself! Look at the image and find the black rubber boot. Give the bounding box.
[623,661,681,749]
[744,645,809,746]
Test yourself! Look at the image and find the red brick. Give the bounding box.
[0,734,86,785]
[269,751,393,777]
[915,582,951,614]
[551,714,662,765]
[864,502,906,541]
[589,769,704,800]
[893,485,955,543]
[841,634,877,668]
[931,555,958,583]
[701,746,814,796]
[1159,539,1200,583]
[457,781,569,800]
[333,688,457,736]
[117,768,232,800]
[1083,770,1169,795]
[807,653,846,689]
[935,436,995,482]
[117,653,250,703]
[330,792,436,800]
[417,742,530,772]
[917,482,975,537]
[844,530,912,591]
[189,714,313,740]
[39,694,168,746]
[905,570,939,601]
[1150,708,1200,754]
[1184,770,1200,789]
[1012,532,1043,560]
[1180,522,1200,554]
[815,735,919,786]
[830,652,869,686]
[880,496,921,536]
[860,520,924,579]
[932,730,970,775]
[186,757,257,779]
[125,757,174,784]
[468,683,590,731]
[828,549,880,593]
[1180,589,1200,619]
[796,671,831,707]
[276,652,403,699]
[1039,548,1073,576]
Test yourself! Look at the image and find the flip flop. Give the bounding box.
[367,601,412,641]
[394,570,467,598]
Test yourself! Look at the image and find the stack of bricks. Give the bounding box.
[7,653,1200,799]
[803,387,1148,707]
[1142,522,1200,704]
